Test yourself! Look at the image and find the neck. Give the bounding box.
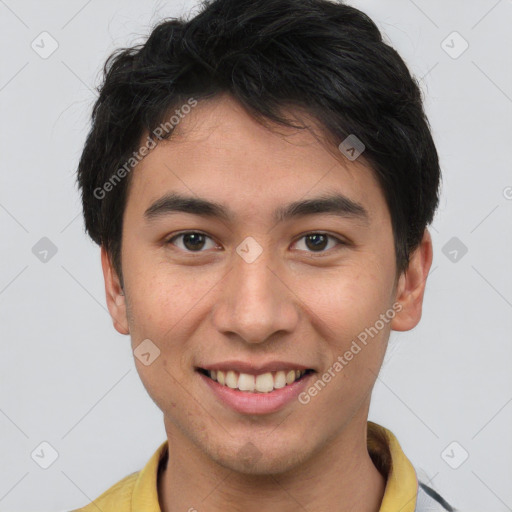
[158,418,386,512]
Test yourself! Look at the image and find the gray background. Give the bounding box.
[0,0,511,511]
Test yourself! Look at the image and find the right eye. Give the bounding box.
[165,231,219,252]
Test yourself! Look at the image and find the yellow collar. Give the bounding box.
[367,421,418,511]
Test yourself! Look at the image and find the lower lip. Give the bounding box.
[198,371,315,415]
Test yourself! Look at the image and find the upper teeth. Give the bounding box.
[208,369,307,393]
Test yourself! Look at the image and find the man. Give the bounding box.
[74,0,456,510]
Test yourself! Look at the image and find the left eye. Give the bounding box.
[293,233,343,253]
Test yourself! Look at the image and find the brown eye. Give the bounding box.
[305,234,328,251]
[167,232,217,252]
[294,233,344,253]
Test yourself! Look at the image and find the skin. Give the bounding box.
[101,93,433,512]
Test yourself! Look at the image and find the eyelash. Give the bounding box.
[165,231,347,255]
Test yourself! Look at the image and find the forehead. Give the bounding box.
[126,94,386,222]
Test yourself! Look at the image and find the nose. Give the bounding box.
[211,243,300,345]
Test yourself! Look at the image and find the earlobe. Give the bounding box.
[101,246,130,335]
[390,229,433,332]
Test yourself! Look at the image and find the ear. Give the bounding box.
[101,246,129,335]
[391,229,433,332]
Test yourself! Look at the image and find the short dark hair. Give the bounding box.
[77,0,440,285]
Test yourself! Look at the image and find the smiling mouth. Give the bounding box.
[197,368,315,393]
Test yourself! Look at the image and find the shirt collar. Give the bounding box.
[131,438,167,512]
[131,421,418,511]
[367,421,419,512]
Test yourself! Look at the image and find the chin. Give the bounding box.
[208,439,310,476]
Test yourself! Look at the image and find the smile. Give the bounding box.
[198,368,314,393]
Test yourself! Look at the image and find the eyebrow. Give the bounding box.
[144,192,369,225]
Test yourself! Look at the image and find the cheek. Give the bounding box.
[123,264,195,338]
[124,264,217,380]
[302,276,392,416]
[305,266,392,332]
[133,356,191,424]
[300,264,393,395]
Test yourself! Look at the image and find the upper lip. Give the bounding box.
[197,360,314,374]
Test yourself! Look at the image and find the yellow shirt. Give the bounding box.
[72,422,419,512]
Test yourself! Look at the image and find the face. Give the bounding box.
[102,93,432,474]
